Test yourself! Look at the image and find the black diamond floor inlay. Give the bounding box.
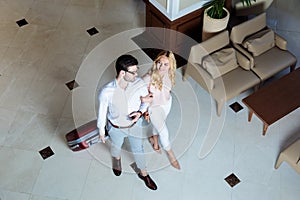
[16,19,28,27]
[39,146,55,160]
[86,27,99,36]
[230,102,243,113]
[224,173,241,187]
[65,80,79,90]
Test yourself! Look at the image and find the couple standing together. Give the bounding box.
[97,50,180,190]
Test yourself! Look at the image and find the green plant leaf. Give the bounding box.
[204,0,256,19]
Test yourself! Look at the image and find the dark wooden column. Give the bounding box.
[140,0,232,66]
[144,0,204,43]
[143,0,232,42]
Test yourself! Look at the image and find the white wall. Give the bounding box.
[155,0,167,8]
[179,0,200,10]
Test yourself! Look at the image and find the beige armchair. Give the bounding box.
[230,13,297,82]
[183,30,260,116]
[275,138,300,174]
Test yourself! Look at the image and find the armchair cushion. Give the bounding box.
[242,29,275,56]
[202,48,238,79]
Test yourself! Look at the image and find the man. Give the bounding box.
[97,54,157,190]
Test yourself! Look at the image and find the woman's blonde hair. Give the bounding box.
[148,50,177,90]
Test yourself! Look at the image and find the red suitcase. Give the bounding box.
[65,120,109,151]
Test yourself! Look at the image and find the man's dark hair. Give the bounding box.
[115,54,138,75]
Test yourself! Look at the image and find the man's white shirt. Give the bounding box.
[97,77,148,136]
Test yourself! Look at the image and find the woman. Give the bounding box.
[141,50,180,170]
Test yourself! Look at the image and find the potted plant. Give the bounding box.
[203,0,255,33]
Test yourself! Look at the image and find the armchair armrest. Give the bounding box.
[275,34,288,50]
[236,51,251,70]
[188,43,209,65]
[186,62,214,91]
[233,43,255,69]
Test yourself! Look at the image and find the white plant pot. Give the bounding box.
[203,6,230,33]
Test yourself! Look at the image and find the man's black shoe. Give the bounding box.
[112,157,122,176]
[138,173,157,190]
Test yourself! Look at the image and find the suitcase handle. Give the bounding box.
[88,137,100,146]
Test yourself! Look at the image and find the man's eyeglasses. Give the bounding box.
[124,67,139,75]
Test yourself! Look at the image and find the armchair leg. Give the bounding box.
[182,73,188,81]
[182,66,189,81]
[254,84,259,92]
[275,153,284,169]
[216,100,225,116]
[290,63,296,72]
[258,81,264,89]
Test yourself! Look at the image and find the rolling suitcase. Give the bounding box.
[65,119,109,151]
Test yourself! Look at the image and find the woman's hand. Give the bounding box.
[140,93,153,103]
[143,111,150,123]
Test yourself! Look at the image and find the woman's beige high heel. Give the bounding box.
[167,149,181,170]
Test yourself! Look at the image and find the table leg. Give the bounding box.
[263,123,268,136]
[248,110,253,122]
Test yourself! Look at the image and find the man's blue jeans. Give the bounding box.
[108,120,146,171]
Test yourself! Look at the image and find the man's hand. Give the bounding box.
[99,135,106,143]
[128,111,142,123]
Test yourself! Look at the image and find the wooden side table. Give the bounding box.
[242,67,300,135]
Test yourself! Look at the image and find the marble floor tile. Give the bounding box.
[37,53,82,84]
[281,187,300,200]
[1,60,40,80]
[232,181,281,200]
[0,76,33,111]
[58,5,102,30]
[69,0,104,7]
[10,24,56,49]
[0,147,43,193]
[30,194,68,200]
[4,110,59,150]
[25,1,68,27]
[0,23,19,46]
[80,159,135,200]
[0,189,30,200]
[0,47,24,67]
[46,30,89,57]
[32,155,92,200]
[20,77,69,117]
[0,107,17,145]
[59,94,73,119]
[0,0,34,23]
[181,174,232,200]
